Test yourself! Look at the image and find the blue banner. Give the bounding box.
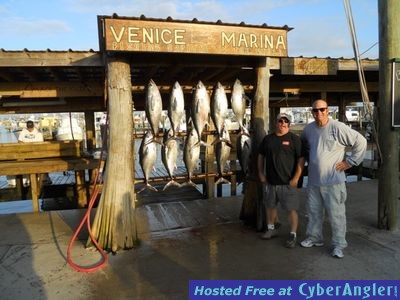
[189,280,399,300]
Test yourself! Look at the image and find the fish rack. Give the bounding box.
[133,128,245,197]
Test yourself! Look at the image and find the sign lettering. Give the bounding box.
[101,18,288,57]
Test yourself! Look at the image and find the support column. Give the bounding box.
[378,0,400,230]
[241,57,270,230]
[85,111,96,152]
[338,93,346,122]
[90,56,137,251]
[75,170,87,208]
[30,173,39,212]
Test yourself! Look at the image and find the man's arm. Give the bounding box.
[257,154,267,183]
[289,157,305,187]
[336,124,367,171]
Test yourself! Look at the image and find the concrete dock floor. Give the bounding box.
[0,179,399,299]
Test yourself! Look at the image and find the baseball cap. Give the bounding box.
[26,120,34,128]
[276,113,292,123]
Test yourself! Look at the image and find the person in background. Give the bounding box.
[300,99,367,258]
[258,113,304,248]
[18,120,50,186]
[18,120,44,142]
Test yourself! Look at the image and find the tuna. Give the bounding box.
[230,79,249,135]
[211,82,229,142]
[161,129,181,190]
[183,128,201,187]
[191,80,210,146]
[138,131,158,193]
[168,81,185,138]
[236,133,252,176]
[145,79,163,138]
[215,126,232,185]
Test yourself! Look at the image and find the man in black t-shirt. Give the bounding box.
[257,113,304,248]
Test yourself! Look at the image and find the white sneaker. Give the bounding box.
[300,237,324,248]
[261,229,278,239]
[331,248,344,258]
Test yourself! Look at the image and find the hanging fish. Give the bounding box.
[230,79,249,135]
[215,126,232,185]
[191,80,210,146]
[211,82,230,144]
[183,128,201,187]
[161,128,181,190]
[236,133,252,176]
[168,81,185,138]
[145,79,163,138]
[138,131,158,193]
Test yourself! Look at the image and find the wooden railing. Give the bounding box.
[0,141,99,212]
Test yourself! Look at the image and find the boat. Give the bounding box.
[56,116,84,141]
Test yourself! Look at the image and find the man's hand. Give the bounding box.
[335,160,351,172]
[259,174,267,184]
[289,178,298,188]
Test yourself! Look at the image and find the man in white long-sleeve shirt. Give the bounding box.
[300,99,367,258]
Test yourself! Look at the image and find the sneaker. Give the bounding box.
[331,248,344,258]
[261,229,278,239]
[300,237,324,248]
[285,233,297,248]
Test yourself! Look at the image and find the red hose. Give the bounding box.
[67,158,108,272]
[67,113,109,272]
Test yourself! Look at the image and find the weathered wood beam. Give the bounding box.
[0,81,103,98]
[270,81,379,93]
[0,51,103,67]
[280,57,378,75]
[338,59,379,71]
[0,97,105,114]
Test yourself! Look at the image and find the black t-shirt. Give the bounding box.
[258,132,302,185]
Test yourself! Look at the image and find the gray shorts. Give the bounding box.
[263,183,300,211]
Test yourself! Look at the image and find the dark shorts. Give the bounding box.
[263,183,300,211]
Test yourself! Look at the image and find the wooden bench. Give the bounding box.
[0,140,99,212]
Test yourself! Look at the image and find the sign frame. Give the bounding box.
[99,17,289,57]
[391,59,400,127]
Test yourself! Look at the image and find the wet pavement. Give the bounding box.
[0,179,399,299]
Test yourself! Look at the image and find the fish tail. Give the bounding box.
[215,176,231,185]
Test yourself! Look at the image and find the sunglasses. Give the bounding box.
[312,107,328,113]
[278,118,289,124]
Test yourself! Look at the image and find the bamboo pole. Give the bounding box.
[89,57,138,251]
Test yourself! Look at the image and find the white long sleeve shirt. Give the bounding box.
[301,119,367,187]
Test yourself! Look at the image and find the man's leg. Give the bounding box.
[321,183,348,250]
[301,186,325,247]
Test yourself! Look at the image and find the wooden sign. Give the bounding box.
[100,18,288,57]
[281,57,338,75]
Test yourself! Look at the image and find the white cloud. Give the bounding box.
[0,17,71,37]
[64,0,230,21]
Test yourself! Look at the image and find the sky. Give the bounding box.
[0,0,378,59]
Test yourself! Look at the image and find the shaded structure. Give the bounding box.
[0,16,382,249]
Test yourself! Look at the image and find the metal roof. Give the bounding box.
[98,14,293,31]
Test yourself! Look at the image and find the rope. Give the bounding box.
[68,112,75,141]
[343,0,383,164]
